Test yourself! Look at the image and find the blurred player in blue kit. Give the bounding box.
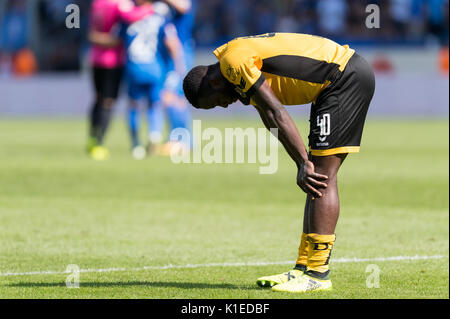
[87,0,191,159]
[123,0,186,159]
[157,0,195,155]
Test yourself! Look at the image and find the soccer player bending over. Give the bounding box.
[183,33,375,293]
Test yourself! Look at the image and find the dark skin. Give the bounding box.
[196,64,346,234]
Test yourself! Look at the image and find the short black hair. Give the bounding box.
[183,65,210,108]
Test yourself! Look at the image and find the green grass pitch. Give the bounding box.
[0,117,448,299]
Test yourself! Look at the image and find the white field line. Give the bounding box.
[0,254,447,278]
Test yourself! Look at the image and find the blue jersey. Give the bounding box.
[170,0,195,47]
[169,0,196,68]
[124,12,171,84]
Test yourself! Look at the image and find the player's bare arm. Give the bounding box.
[164,24,186,76]
[88,30,121,48]
[252,80,328,199]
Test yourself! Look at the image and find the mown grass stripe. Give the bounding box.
[0,255,446,277]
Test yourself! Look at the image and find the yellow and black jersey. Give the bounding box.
[213,32,355,106]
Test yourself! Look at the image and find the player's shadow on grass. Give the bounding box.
[8,281,261,290]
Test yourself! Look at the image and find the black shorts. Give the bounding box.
[309,53,375,156]
[93,67,123,100]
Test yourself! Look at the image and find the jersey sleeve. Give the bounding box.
[214,47,265,102]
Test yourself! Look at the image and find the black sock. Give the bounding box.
[305,269,330,280]
[294,264,307,272]
[97,106,113,145]
[89,101,102,140]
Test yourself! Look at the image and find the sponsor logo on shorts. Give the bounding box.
[316,142,329,147]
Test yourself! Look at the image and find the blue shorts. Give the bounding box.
[128,80,163,104]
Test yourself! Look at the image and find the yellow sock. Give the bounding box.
[306,233,336,276]
[295,233,308,270]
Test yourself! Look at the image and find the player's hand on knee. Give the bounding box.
[297,161,328,199]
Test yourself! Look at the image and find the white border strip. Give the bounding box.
[0,255,446,278]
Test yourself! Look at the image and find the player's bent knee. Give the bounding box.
[311,153,347,176]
